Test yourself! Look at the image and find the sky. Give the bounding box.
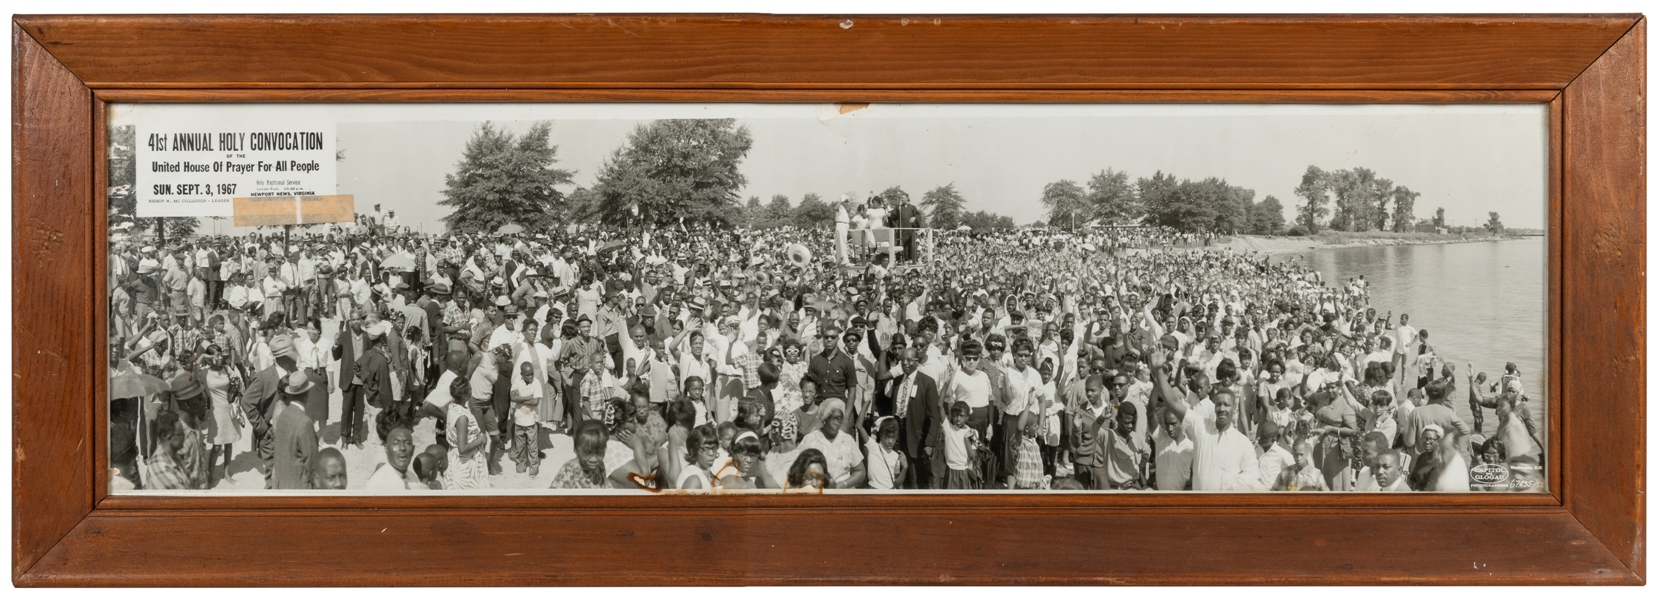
[114,103,1548,233]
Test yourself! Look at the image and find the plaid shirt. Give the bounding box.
[559,336,608,376]
[171,325,203,359]
[143,448,193,491]
[580,370,613,418]
[735,349,763,391]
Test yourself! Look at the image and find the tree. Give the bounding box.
[1249,195,1287,235]
[1433,206,1447,229]
[1390,185,1420,232]
[1325,168,1367,231]
[564,187,602,226]
[108,124,200,241]
[1485,211,1505,233]
[1209,178,1253,234]
[1085,168,1140,225]
[439,121,575,233]
[794,192,836,228]
[961,210,1016,230]
[592,119,753,228]
[1293,165,1330,234]
[1370,177,1394,231]
[1040,179,1088,229]
[878,186,911,208]
[1135,171,1178,227]
[738,196,763,228]
[760,194,793,228]
[920,183,967,231]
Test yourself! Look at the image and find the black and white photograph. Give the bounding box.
[104,102,1548,495]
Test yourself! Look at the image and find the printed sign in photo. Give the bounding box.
[135,125,336,218]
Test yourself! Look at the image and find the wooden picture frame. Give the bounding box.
[11,14,1645,585]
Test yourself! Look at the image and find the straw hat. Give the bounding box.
[282,371,316,396]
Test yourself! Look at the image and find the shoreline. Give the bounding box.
[1215,233,1532,256]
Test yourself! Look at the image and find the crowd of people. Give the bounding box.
[108,194,1544,493]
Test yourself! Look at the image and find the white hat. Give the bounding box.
[495,295,511,307]
[140,245,156,253]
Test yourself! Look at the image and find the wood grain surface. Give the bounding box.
[11,24,95,582]
[9,14,1647,586]
[22,509,1642,586]
[1561,19,1647,580]
[14,14,1640,90]
[92,89,1565,104]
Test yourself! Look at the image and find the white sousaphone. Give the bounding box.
[787,243,813,268]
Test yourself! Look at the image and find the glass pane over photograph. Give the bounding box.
[104,103,1548,495]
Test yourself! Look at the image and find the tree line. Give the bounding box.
[441,120,1019,234]
[1038,168,1287,235]
[1032,164,1502,239]
[1291,165,1508,236]
[1292,165,1421,234]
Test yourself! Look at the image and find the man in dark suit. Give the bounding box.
[333,307,368,447]
[271,372,319,490]
[890,347,942,489]
[237,365,282,489]
[355,331,395,428]
[893,193,923,262]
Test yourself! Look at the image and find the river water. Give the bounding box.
[1283,237,1548,429]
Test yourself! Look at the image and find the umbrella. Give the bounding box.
[109,372,170,400]
[957,225,972,231]
[380,253,416,272]
[496,223,525,235]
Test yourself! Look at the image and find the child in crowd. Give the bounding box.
[1272,438,1329,491]
[941,401,979,490]
[509,361,543,476]
[1009,412,1046,490]
[865,417,905,490]
[414,445,447,490]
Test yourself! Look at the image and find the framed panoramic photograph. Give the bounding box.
[12,13,1645,586]
[103,102,1551,497]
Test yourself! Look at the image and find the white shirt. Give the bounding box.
[1257,444,1294,489]
[948,370,993,410]
[1395,325,1418,354]
[424,370,459,410]
[1182,398,1264,491]
[1152,427,1195,491]
[364,463,411,491]
[1433,451,1471,492]
[1003,365,1040,415]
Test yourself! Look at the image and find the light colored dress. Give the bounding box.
[443,403,490,490]
[203,369,241,446]
[797,429,863,486]
[864,438,902,490]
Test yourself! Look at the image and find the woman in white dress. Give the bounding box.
[199,345,242,488]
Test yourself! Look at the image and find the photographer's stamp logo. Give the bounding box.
[1470,463,1510,486]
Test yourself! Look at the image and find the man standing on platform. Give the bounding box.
[892,192,922,263]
